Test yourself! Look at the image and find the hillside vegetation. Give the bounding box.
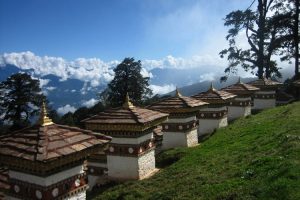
[90,102,300,200]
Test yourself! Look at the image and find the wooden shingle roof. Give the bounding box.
[0,103,111,164]
[192,83,236,104]
[0,124,111,162]
[82,93,169,131]
[248,78,282,90]
[222,78,260,96]
[82,106,168,125]
[147,89,208,114]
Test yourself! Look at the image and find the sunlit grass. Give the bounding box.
[89,102,300,200]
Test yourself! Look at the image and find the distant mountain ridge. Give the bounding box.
[0,65,105,112]
[0,63,293,113]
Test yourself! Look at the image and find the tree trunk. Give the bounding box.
[257,0,266,79]
[295,0,299,79]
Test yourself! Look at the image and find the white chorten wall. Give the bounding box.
[87,162,107,190]
[9,165,84,186]
[198,106,228,136]
[162,129,198,150]
[107,149,155,180]
[253,91,276,110]
[7,164,87,200]
[227,106,251,121]
[161,115,198,150]
[227,97,252,121]
[198,118,227,135]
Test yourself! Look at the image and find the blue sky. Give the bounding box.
[0,0,251,61]
[0,0,294,112]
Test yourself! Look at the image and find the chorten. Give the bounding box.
[192,83,236,136]
[222,77,259,121]
[249,78,282,110]
[82,93,168,180]
[148,88,208,149]
[0,102,111,200]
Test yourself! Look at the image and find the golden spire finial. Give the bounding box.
[208,82,216,92]
[39,101,53,126]
[123,92,134,109]
[175,87,182,97]
[238,76,242,84]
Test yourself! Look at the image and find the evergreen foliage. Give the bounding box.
[59,112,76,126]
[273,0,300,79]
[100,57,152,107]
[58,101,105,128]
[219,0,297,81]
[0,73,44,131]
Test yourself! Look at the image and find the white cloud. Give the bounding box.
[82,98,98,108]
[45,86,56,91]
[1,50,293,90]
[0,51,115,87]
[150,84,176,95]
[38,78,50,88]
[199,73,216,82]
[140,67,153,78]
[143,54,225,71]
[57,104,76,115]
[80,82,92,95]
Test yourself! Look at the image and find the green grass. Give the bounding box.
[89,102,300,200]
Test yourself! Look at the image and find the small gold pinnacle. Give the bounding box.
[175,87,182,97]
[123,93,134,109]
[208,82,216,92]
[39,101,53,126]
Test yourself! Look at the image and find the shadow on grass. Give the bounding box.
[156,148,188,168]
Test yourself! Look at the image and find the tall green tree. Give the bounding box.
[0,73,44,130]
[59,112,75,126]
[273,0,300,79]
[219,0,288,81]
[101,57,152,107]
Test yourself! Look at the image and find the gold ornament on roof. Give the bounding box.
[208,82,216,92]
[175,87,182,97]
[38,101,53,126]
[237,76,243,84]
[123,93,135,109]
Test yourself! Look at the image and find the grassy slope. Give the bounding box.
[91,102,300,200]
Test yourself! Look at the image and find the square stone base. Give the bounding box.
[253,98,276,110]
[107,150,156,180]
[162,128,198,150]
[198,117,228,136]
[227,105,251,121]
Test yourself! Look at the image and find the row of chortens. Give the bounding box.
[0,77,299,200]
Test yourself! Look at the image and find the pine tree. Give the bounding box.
[219,0,289,81]
[273,0,300,79]
[101,57,152,107]
[0,73,44,130]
